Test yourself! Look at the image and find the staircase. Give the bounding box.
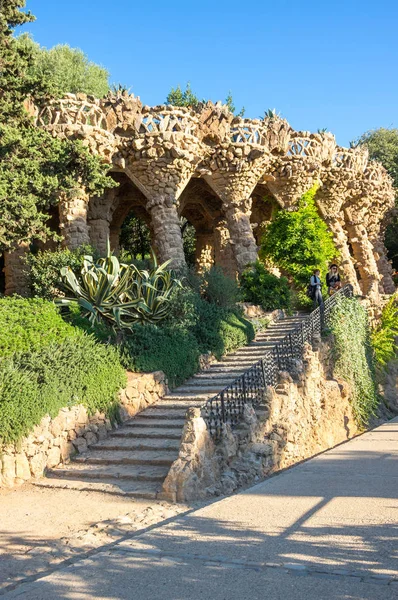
[39,314,307,499]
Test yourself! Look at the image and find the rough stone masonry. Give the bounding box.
[4,92,396,307]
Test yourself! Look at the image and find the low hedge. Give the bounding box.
[0,297,74,356]
[121,325,201,389]
[0,297,126,444]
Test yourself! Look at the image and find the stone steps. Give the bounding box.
[44,314,308,499]
[74,449,177,467]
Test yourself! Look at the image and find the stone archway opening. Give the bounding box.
[250,184,281,247]
[178,178,225,273]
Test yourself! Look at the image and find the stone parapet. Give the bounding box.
[161,341,359,502]
[0,371,167,489]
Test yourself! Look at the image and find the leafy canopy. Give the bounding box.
[166,82,245,116]
[260,185,337,289]
[14,33,110,98]
[0,1,115,252]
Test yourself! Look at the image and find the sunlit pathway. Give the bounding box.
[2,418,398,599]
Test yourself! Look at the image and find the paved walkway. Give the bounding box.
[2,418,397,599]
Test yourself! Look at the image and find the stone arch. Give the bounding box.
[178,178,236,274]
[250,184,281,246]
[88,172,153,257]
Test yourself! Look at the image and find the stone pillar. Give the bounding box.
[325,217,361,295]
[224,201,258,273]
[344,210,381,300]
[214,219,238,277]
[59,193,91,250]
[148,197,186,268]
[195,231,215,273]
[371,239,396,294]
[4,243,30,296]
[88,218,110,255]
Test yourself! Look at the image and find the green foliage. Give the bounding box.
[26,245,96,300]
[0,296,73,356]
[371,295,398,369]
[240,261,292,311]
[120,325,200,389]
[57,248,181,329]
[202,266,241,309]
[181,219,196,267]
[0,333,126,444]
[260,185,337,291]
[0,296,126,443]
[166,82,244,116]
[14,33,110,98]
[0,2,115,252]
[119,213,151,261]
[330,297,378,427]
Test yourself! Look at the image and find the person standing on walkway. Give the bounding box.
[326,264,341,295]
[310,269,324,308]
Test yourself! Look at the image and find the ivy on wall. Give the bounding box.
[330,297,378,427]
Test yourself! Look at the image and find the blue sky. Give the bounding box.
[21,0,397,147]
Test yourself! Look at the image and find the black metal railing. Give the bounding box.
[202,284,353,440]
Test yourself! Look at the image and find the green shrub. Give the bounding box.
[26,245,96,300]
[192,301,254,359]
[240,261,292,311]
[0,297,73,356]
[121,325,200,388]
[371,294,398,369]
[202,266,241,308]
[260,185,337,291]
[330,296,378,427]
[0,333,126,444]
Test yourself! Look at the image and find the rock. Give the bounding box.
[46,447,61,469]
[15,453,31,480]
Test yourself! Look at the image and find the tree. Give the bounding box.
[166,83,245,117]
[0,1,115,252]
[119,213,151,260]
[14,34,110,98]
[358,128,398,269]
[260,185,337,292]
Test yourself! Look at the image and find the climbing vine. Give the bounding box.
[371,294,398,370]
[330,297,378,427]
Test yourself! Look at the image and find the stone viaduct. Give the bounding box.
[2,92,396,301]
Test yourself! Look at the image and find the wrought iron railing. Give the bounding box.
[202,284,353,439]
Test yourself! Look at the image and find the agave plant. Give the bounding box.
[56,245,180,330]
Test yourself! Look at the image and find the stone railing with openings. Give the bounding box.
[287,131,336,163]
[134,106,200,140]
[333,147,369,172]
[202,284,354,440]
[36,95,108,130]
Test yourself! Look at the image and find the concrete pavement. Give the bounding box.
[2,418,398,599]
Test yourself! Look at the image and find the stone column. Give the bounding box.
[195,231,215,273]
[223,201,258,273]
[88,218,110,255]
[148,197,186,268]
[214,219,238,278]
[371,239,396,294]
[59,193,91,250]
[325,217,361,295]
[4,243,30,296]
[344,209,381,300]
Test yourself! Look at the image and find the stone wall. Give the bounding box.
[0,371,167,489]
[161,341,359,502]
